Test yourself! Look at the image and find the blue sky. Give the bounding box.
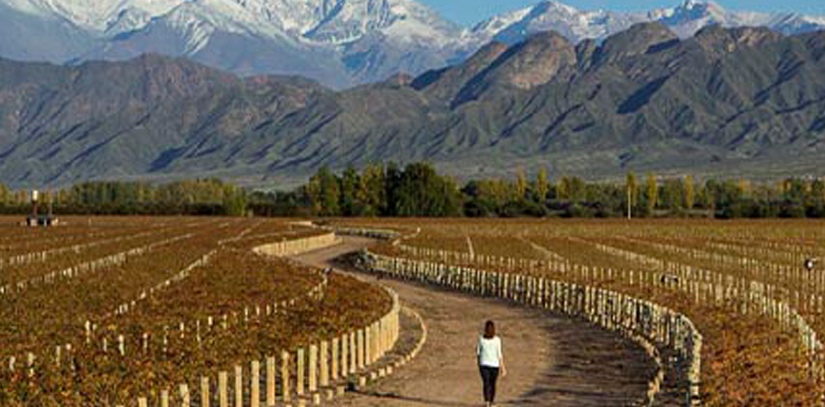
[419,0,825,27]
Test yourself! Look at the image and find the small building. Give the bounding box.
[23,189,59,227]
[26,214,59,227]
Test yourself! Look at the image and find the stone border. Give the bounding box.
[331,226,701,406]
[363,253,701,406]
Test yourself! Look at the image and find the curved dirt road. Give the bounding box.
[292,237,655,407]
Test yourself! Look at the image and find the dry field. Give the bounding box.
[337,218,825,406]
[0,217,390,406]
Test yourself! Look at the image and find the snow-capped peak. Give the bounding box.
[6,0,821,51]
[6,0,181,32]
[468,0,645,45]
[0,0,822,88]
[682,0,700,9]
[301,0,460,45]
[1,0,460,47]
[468,0,824,47]
[667,1,726,20]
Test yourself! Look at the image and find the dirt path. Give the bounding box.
[292,237,655,407]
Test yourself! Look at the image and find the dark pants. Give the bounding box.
[479,365,500,402]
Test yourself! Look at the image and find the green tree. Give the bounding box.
[782,178,806,204]
[359,163,386,216]
[395,163,461,217]
[492,179,510,206]
[557,177,569,201]
[568,176,586,203]
[558,176,585,203]
[470,179,509,208]
[319,169,341,216]
[662,178,684,211]
[645,172,658,215]
[383,162,403,216]
[305,167,341,216]
[0,183,8,206]
[700,180,714,210]
[340,166,361,216]
[222,184,247,216]
[811,179,825,206]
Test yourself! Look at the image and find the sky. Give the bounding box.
[418,0,825,27]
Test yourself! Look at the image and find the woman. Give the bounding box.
[477,320,506,407]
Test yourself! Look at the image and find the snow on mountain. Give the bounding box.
[157,0,276,54]
[0,0,462,86]
[470,0,825,47]
[301,0,461,46]
[469,1,646,45]
[1,0,458,48]
[654,1,825,38]
[0,0,822,87]
[652,0,727,37]
[469,8,533,43]
[4,0,821,52]
[4,0,180,32]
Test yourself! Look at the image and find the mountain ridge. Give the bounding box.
[1,24,825,189]
[0,0,823,87]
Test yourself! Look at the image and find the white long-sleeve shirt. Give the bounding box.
[477,336,502,368]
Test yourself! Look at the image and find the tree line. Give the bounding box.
[250,163,825,219]
[2,163,825,218]
[249,163,462,217]
[0,179,247,216]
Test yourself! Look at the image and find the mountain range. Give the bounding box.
[0,0,823,87]
[1,23,824,189]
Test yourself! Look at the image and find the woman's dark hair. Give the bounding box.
[484,320,495,339]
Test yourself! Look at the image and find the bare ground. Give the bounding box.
[291,237,656,407]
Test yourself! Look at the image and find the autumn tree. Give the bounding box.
[684,175,695,210]
[515,167,528,201]
[626,171,638,217]
[557,177,569,201]
[222,184,247,216]
[558,176,585,203]
[0,183,8,206]
[535,167,549,204]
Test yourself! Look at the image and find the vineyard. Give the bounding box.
[7,215,823,406]
[335,218,825,406]
[0,217,395,406]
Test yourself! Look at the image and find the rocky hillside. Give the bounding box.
[1,24,825,188]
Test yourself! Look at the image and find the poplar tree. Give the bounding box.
[340,166,360,216]
[626,171,638,216]
[0,183,8,206]
[359,163,386,216]
[684,175,695,210]
[557,177,570,201]
[645,172,658,215]
[515,167,528,201]
[535,167,549,204]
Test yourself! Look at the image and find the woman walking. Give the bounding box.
[477,320,506,407]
